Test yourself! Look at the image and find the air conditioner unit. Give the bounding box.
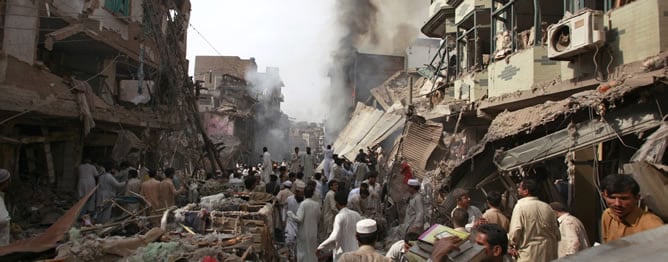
[547,10,606,60]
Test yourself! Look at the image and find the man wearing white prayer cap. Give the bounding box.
[338,219,391,261]
[276,180,294,235]
[0,169,11,246]
[404,178,425,232]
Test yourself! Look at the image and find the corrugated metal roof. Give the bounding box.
[401,121,443,178]
[331,102,404,161]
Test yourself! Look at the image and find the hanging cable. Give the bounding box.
[189,23,223,56]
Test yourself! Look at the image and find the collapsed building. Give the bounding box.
[0,0,269,259]
[0,0,192,188]
[0,0,200,225]
[194,57,294,166]
[194,56,259,167]
[329,0,668,245]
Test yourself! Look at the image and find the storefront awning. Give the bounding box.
[494,104,663,171]
[331,102,404,161]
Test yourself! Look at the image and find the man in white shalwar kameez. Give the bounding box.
[404,179,425,232]
[288,183,321,262]
[318,190,362,261]
[78,159,99,214]
[285,181,305,259]
[262,147,272,183]
[322,145,334,181]
[302,147,315,181]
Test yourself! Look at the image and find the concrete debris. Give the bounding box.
[199,194,247,211]
[55,228,165,261]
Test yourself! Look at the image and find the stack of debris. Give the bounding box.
[9,177,78,240]
[38,191,276,261]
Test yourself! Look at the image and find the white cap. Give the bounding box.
[356,219,377,234]
[282,180,293,188]
[407,179,420,187]
[294,180,306,191]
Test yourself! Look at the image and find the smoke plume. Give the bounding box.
[323,0,427,141]
[247,69,291,163]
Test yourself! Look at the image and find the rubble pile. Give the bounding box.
[9,178,78,240]
[48,191,275,261]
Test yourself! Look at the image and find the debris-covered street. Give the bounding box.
[0,0,667,261]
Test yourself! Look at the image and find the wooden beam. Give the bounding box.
[42,127,56,184]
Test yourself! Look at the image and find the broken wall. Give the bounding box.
[203,113,235,137]
[3,0,39,64]
[52,0,145,40]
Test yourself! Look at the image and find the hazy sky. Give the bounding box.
[186,0,338,123]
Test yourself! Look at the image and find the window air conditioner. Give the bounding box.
[547,10,606,60]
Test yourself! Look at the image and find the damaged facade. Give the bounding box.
[0,0,191,202]
[194,56,259,166]
[329,0,668,246]
[0,0,217,254]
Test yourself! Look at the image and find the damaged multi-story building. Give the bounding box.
[420,0,668,244]
[194,56,259,166]
[329,0,668,245]
[0,0,191,192]
[194,57,291,166]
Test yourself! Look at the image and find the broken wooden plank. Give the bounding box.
[42,127,56,184]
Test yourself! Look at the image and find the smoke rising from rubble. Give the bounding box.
[246,70,291,163]
[323,0,426,140]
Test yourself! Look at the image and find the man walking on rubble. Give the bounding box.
[508,178,559,261]
[125,169,142,212]
[276,180,294,236]
[0,169,12,246]
[288,181,320,262]
[77,159,99,215]
[96,160,126,223]
[262,147,272,183]
[140,169,161,210]
[404,179,425,232]
[285,180,305,260]
[318,190,363,261]
[158,168,185,209]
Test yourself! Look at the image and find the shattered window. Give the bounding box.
[105,0,130,16]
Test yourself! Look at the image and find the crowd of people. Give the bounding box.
[258,144,665,262]
[0,142,664,261]
[75,159,188,225]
